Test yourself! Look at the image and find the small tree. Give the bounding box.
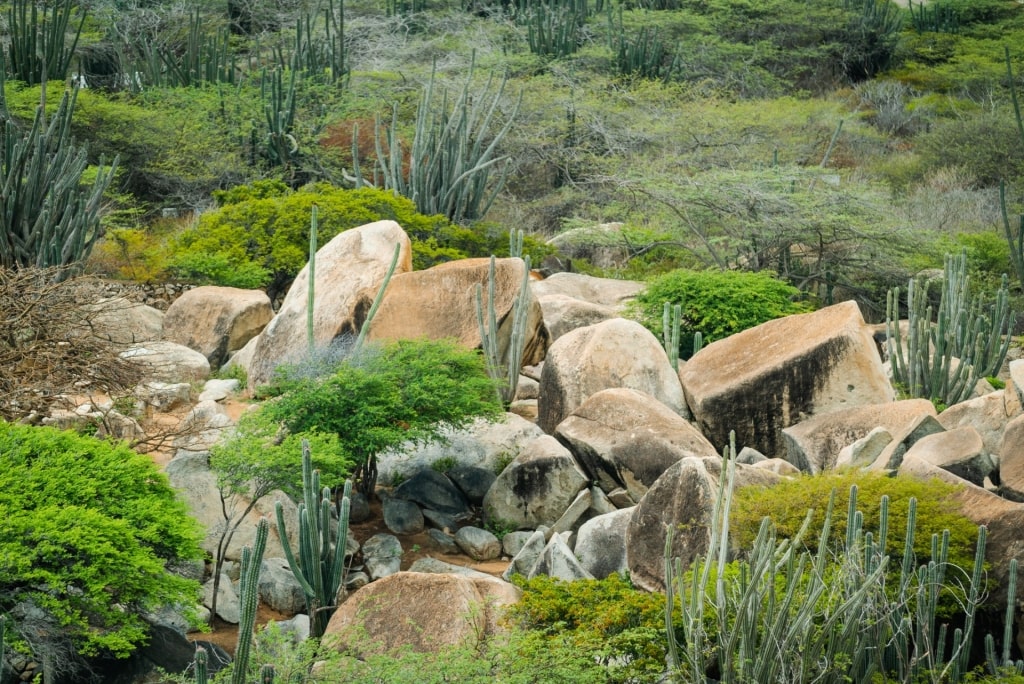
[0,422,204,681]
[207,411,351,625]
[260,337,503,498]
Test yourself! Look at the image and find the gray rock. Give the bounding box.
[516,375,540,400]
[455,526,502,561]
[482,435,588,529]
[383,497,425,535]
[362,534,403,580]
[407,557,496,579]
[751,458,802,476]
[345,571,370,591]
[268,613,311,644]
[588,485,618,516]
[198,378,241,403]
[447,465,497,505]
[422,508,463,532]
[203,574,240,624]
[135,381,192,411]
[502,530,536,558]
[736,447,767,465]
[574,508,633,579]
[393,469,470,516]
[427,528,460,553]
[121,340,212,383]
[528,535,595,581]
[89,297,164,344]
[503,529,547,581]
[258,558,306,614]
[348,491,371,524]
[549,488,592,537]
[835,427,893,469]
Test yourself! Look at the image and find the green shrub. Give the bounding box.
[0,423,203,675]
[505,573,679,684]
[915,110,1024,187]
[628,268,811,359]
[729,469,988,617]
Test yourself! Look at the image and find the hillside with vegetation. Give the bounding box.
[3,0,1024,681]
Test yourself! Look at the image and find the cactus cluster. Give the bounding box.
[476,252,532,406]
[1002,47,1024,292]
[886,249,1015,407]
[275,440,353,639]
[664,434,1019,683]
[131,10,236,89]
[5,0,83,85]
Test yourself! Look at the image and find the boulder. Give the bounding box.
[574,508,633,579]
[681,301,895,459]
[426,528,460,553]
[382,497,425,535]
[120,340,211,383]
[171,400,234,453]
[902,426,992,486]
[751,458,801,476]
[446,465,496,505]
[533,294,620,342]
[392,469,471,517]
[258,558,306,614]
[503,529,546,581]
[548,488,592,537]
[321,572,521,656]
[502,530,536,558]
[454,526,502,561]
[247,220,413,388]
[135,381,192,412]
[407,558,496,579]
[997,414,1024,501]
[162,286,273,369]
[482,435,588,529]
[530,272,644,307]
[555,387,718,504]
[868,414,946,472]
[367,257,548,366]
[527,534,594,581]
[197,378,241,403]
[538,318,688,434]
[937,389,1022,456]
[361,533,403,580]
[202,574,240,624]
[626,457,780,592]
[377,414,544,486]
[1010,360,1024,408]
[835,427,893,470]
[781,399,936,473]
[89,297,164,344]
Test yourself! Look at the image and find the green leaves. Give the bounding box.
[0,422,203,660]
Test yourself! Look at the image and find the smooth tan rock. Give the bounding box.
[902,426,991,486]
[368,257,548,367]
[681,301,895,459]
[537,318,688,434]
[535,293,620,341]
[163,286,273,369]
[938,389,1022,456]
[868,414,945,472]
[782,399,936,473]
[997,414,1024,500]
[625,457,779,592]
[835,427,893,469]
[530,272,644,307]
[248,220,413,388]
[120,340,211,383]
[89,297,165,344]
[554,388,717,504]
[321,572,520,656]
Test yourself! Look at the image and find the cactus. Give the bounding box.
[476,255,532,405]
[259,68,300,177]
[260,664,276,682]
[5,0,84,85]
[908,0,959,34]
[353,243,401,354]
[129,10,235,89]
[1002,48,1024,291]
[307,205,319,355]
[0,83,117,272]
[524,3,585,58]
[275,440,352,639]
[661,302,681,371]
[611,14,680,82]
[887,249,1015,407]
[360,58,520,223]
[193,646,208,684]
[984,559,1024,675]
[232,517,269,684]
[663,431,1003,683]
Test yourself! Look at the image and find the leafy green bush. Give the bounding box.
[257,338,503,496]
[0,422,203,676]
[506,573,679,683]
[729,469,988,616]
[628,268,811,359]
[915,110,1024,187]
[168,182,552,300]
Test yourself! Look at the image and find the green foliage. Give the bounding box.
[0,422,203,664]
[729,469,986,616]
[507,573,677,683]
[629,268,810,359]
[258,337,503,496]
[5,0,85,85]
[915,110,1024,187]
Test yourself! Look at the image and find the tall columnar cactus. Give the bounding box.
[307,205,319,355]
[0,84,117,272]
[662,302,681,371]
[232,517,269,684]
[663,432,999,683]
[275,440,352,638]
[6,0,84,85]
[193,646,208,684]
[1002,47,1024,291]
[887,250,1015,407]
[476,255,532,406]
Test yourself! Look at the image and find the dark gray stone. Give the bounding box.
[383,497,425,535]
[393,468,470,516]
[447,465,497,505]
[455,526,502,561]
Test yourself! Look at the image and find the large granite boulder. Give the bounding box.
[321,572,521,656]
[997,414,1024,500]
[555,388,718,504]
[482,435,588,529]
[89,297,165,344]
[530,271,643,342]
[781,399,936,473]
[120,340,211,383]
[162,286,273,369]
[247,221,413,388]
[626,457,780,592]
[538,318,688,434]
[902,426,992,486]
[367,257,548,366]
[680,301,894,459]
[574,507,634,579]
[937,389,1022,457]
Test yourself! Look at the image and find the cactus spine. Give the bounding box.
[232,517,269,684]
[275,440,352,638]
